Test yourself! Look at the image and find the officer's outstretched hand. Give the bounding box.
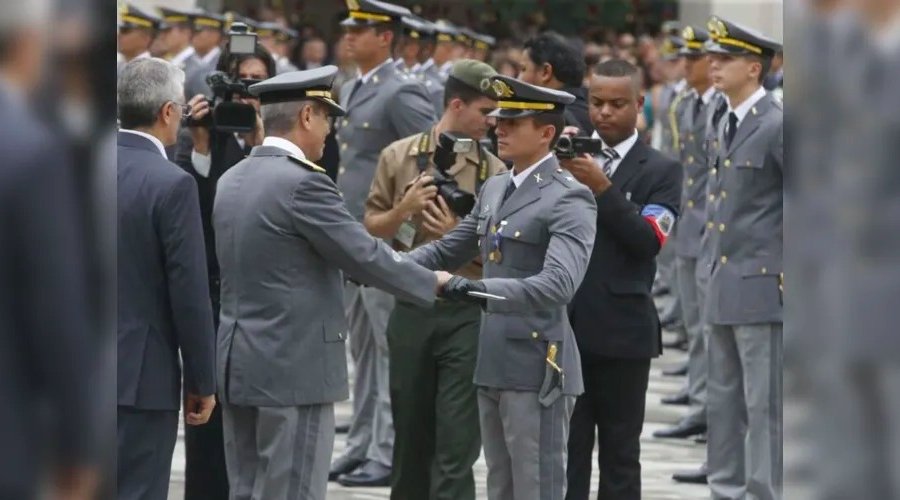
[440,275,487,307]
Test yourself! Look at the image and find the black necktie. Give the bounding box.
[347,79,363,105]
[501,179,517,204]
[693,97,705,127]
[725,112,739,149]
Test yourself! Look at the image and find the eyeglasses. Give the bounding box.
[165,101,192,119]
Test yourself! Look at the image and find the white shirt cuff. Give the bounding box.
[191,149,211,178]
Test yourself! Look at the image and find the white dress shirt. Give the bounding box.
[727,85,768,127]
[699,86,716,105]
[191,134,248,178]
[358,58,394,84]
[262,136,306,160]
[591,129,639,178]
[170,46,196,67]
[119,129,167,157]
[419,58,435,73]
[510,152,554,188]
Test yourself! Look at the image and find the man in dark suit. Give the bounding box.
[0,20,98,498]
[560,59,682,500]
[518,31,594,136]
[117,57,217,500]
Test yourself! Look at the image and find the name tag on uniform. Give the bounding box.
[395,220,417,249]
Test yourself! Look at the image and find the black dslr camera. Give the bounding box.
[554,135,605,159]
[184,22,260,133]
[431,132,478,218]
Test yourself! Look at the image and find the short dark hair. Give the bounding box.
[748,54,772,84]
[374,23,399,52]
[593,59,642,96]
[442,76,488,109]
[524,31,585,88]
[217,43,277,79]
[531,113,565,149]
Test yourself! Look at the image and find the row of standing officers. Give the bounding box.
[115,0,784,498]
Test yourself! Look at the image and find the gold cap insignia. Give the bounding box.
[346,0,360,11]
[491,79,514,98]
[682,26,695,41]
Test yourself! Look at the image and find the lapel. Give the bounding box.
[345,61,394,113]
[726,92,774,156]
[610,138,647,190]
[495,155,557,220]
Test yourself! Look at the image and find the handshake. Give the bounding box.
[434,271,490,306]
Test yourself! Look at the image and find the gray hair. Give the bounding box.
[117,58,185,129]
[261,100,316,135]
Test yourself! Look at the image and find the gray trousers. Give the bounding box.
[707,323,783,500]
[222,403,334,500]
[478,388,575,500]
[676,256,708,426]
[343,282,395,466]
[116,406,178,500]
[657,240,686,339]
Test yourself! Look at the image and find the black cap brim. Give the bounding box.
[317,97,346,116]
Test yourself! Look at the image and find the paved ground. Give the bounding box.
[167,328,710,499]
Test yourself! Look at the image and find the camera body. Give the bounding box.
[431,132,478,218]
[184,22,260,133]
[554,135,605,159]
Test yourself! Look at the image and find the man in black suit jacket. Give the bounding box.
[560,59,682,500]
[117,58,217,500]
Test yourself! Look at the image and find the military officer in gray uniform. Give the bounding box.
[213,66,447,500]
[655,26,716,439]
[330,0,438,487]
[654,35,691,353]
[398,16,446,116]
[183,11,225,99]
[410,75,597,500]
[702,17,784,500]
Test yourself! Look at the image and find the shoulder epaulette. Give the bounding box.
[287,155,327,174]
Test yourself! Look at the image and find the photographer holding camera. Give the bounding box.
[171,33,275,500]
[363,60,506,499]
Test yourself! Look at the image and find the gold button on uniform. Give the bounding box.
[720,190,727,199]
[341,143,347,151]
[688,155,694,164]
[761,267,767,274]
[707,221,714,229]
[718,223,725,232]
[709,194,716,202]
[686,177,694,186]
[514,230,521,238]
[531,331,539,339]
[339,166,346,175]
[342,119,348,127]
[363,122,370,128]
[724,159,732,167]
[710,168,716,175]
[720,255,728,264]
[687,200,694,208]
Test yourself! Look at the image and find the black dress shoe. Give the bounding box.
[337,460,392,487]
[661,389,690,406]
[663,362,688,377]
[694,433,708,444]
[673,465,708,484]
[328,455,365,481]
[653,420,707,439]
[335,422,350,434]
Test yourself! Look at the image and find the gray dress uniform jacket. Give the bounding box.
[704,92,783,325]
[674,91,717,259]
[417,64,446,118]
[212,146,437,407]
[335,61,437,221]
[410,155,597,395]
